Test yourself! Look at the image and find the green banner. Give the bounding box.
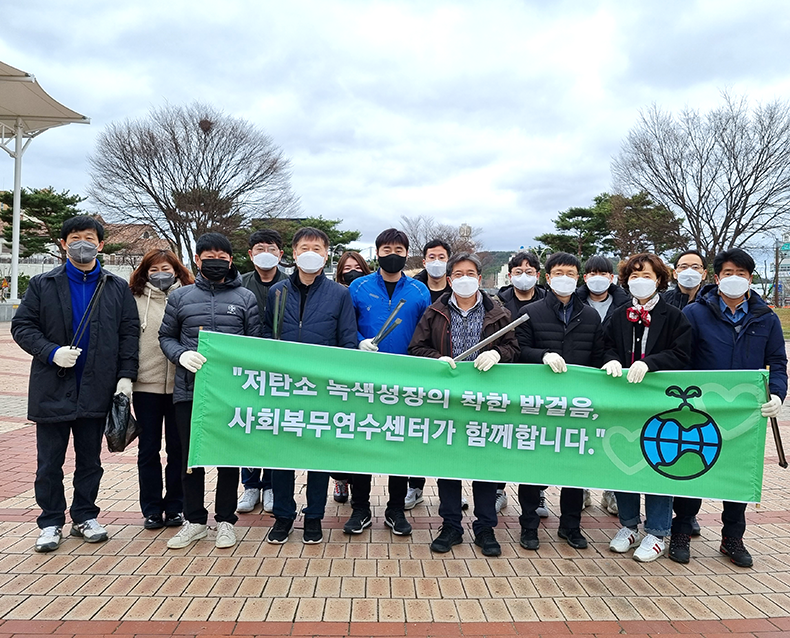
[190,331,770,503]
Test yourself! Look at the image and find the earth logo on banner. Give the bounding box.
[640,385,722,480]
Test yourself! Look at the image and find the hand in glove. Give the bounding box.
[437,355,457,369]
[626,360,649,383]
[762,394,783,418]
[52,346,82,368]
[359,338,379,352]
[602,360,623,377]
[115,378,133,398]
[474,350,501,372]
[179,350,207,373]
[542,352,567,373]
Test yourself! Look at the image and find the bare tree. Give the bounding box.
[88,102,300,266]
[399,214,484,268]
[612,93,790,262]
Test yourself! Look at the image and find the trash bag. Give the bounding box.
[104,392,141,453]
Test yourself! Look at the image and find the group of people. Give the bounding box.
[10,215,786,570]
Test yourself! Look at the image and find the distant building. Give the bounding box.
[101,220,171,269]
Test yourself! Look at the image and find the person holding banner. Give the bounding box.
[262,227,358,545]
[409,252,519,557]
[669,248,787,567]
[602,253,692,562]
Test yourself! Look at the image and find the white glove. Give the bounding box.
[542,352,567,373]
[602,360,623,377]
[179,350,207,373]
[437,356,457,369]
[359,338,379,352]
[52,346,82,368]
[762,394,783,418]
[115,378,133,398]
[627,360,649,383]
[474,350,501,372]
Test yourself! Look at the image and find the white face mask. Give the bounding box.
[586,275,611,294]
[677,269,703,289]
[718,274,751,299]
[451,276,479,298]
[629,277,657,300]
[425,259,447,278]
[253,252,280,270]
[548,275,577,297]
[511,273,537,291]
[295,251,326,274]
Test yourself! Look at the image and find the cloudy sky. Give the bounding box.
[2,0,790,250]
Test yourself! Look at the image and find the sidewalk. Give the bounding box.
[0,322,789,637]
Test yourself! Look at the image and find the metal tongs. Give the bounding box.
[372,298,406,346]
[57,274,108,377]
[453,310,530,362]
[764,376,788,468]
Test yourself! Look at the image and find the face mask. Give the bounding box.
[586,275,611,295]
[425,259,447,278]
[378,253,407,274]
[511,273,537,292]
[253,252,280,270]
[549,275,577,297]
[343,270,364,285]
[296,250,325,274]
[718,274,751,299]
[451,275,479,298]
[677,269,703,289]
[67,240,98,265]
[149,272,175,291]
[629,277,657,299]
[200,258,231,282]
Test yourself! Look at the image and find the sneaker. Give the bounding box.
[430,525,463,553]
[495,489,508,513]
[558,527,588,549]
[262,488,274,513]
[634,534,666,562]
[303,518,323,544]
[404,487,424,510]
[474,527,501,556]
[35,526,62,553]
[720,536,753,567]
[601,490,618,515]
[215,521,237,548]
[690,515,701,537]
[668,533,691,564]
[164,512,184,527]
[237,488,260,513]
[343,509,372,534]
[520,527,539,550]
[583,489,592,509]
[70,519,108,543]
[461,496,469,510]
[609,526,642,553]
[144,514,164,530]
[167,522,208,549]
[536,491,549,518]
[266,517,294,544]
[384,509,412,536]
[333,480,349,504]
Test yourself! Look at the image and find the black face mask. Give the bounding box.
[343,270,364,285]
[149,272,176,291]
[200,259,231,282]
[378,253,407,274]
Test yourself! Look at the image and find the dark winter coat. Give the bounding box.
[414,268,452,303]
[515,291,604,367]
[242,267,284,315]
[497,284,546,322]
[683,285,788,400]
[11,264,139,424]
[662,285,701,310]
[576,282,630,325]
[159,267,261,403]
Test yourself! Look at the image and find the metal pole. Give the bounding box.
[10,118,23,303]
[775,241,780,308]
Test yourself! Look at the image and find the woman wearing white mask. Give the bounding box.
[663,250,707,310]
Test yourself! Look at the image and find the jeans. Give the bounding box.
[615,492,672,537]
[672,497,747,538]
[438,479,498,536]
[271,470,330,520]
[518,485,583,530]
[241,468,272,491]
[133,392,183,518]
[35,418,104,528]
[348,474,408,512]
[175,401,239,525]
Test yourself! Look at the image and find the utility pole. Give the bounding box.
[775,240,781,307]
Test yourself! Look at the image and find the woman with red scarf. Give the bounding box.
[601,253,692,562]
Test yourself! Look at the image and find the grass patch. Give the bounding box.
[773,307,790,339]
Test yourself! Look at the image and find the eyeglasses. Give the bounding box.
[512,269,537,276]
[675,264,705,272]
[252,246,281,255]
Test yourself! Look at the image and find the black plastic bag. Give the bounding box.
[104,393,141,452]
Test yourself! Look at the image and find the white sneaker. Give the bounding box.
[262,488,274,513]
[70,519,108,543]
[167,522,208,549]
[215,521,237,548]
[404,487,424,510]
[237,488,260,513]
[609,526,642,553]
[583,489,592,508]
[495,489,508,513]
[461,496,469,510]
[633,534,666,562]
[601,490,619,515]
[35,526,62,553]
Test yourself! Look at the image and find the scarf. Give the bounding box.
[628,294,660,364]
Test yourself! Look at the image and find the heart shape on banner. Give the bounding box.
[603,426,648,475]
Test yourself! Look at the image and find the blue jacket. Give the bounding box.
[349,270,431,354]
[683,285,788,400]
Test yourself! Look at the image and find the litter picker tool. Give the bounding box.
[371,298,406,346]
[58,274,107,378]
[764,376,788,468]
[453,310,530,362]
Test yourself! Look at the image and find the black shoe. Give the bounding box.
[720,536,753,567]
[474,527,501,557]
[430,526,463,553]
[690,515,701,537]
[143,514,164,530]
[384,509,412,536]
[668,533,691,564]
[303,518,323,544]
[558,527,588,549]
[266,517,294,544]
[164,513,184,528]
[343,509,372,534]
[520,527,539,551]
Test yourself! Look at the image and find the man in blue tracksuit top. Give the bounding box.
[343,228,431,537]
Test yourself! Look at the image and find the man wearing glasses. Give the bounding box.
[497,251,546,321]
[663,250,707,310]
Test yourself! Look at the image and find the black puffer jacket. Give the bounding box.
[11,264,139,423]
[414,268,451,303]
[496,284,546,321]
[159,267,261,403]
[662,285,701,310]
[576,282,630,325]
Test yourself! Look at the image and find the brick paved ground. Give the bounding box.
[1,321,790,637]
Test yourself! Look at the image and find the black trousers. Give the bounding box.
[347,474,408,512]
[409,477,426,490]
[35,418,104,529]
[438,479,498,536]
[518,485,583,530]
[672,496,747,539]
[133,392,183,518]
[175,401,238,525]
